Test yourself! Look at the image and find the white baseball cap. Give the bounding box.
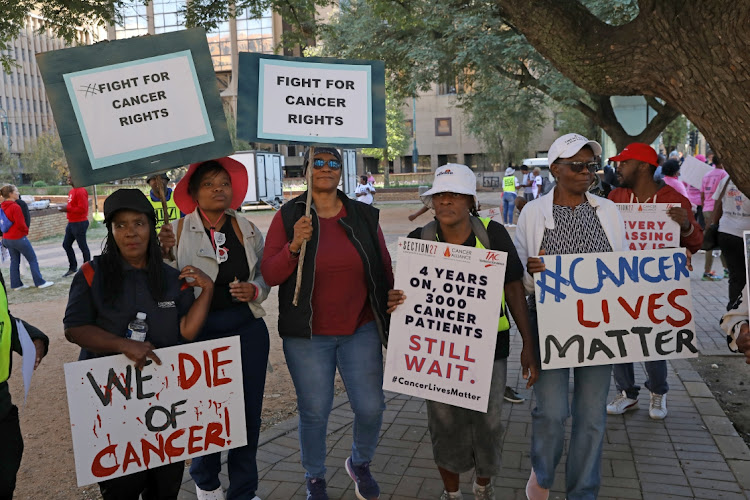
[421,163,478,209]
[547,133,602,165]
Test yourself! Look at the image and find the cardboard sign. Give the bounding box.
[615,203,681,251]
[383,238,507,412]
[534,249,697,369]
[64,337,246,486]
[37,28,232,186]
[744,230,750,324]
[680,156,713,189]
[237,54,386,147]
[478,207,503,224]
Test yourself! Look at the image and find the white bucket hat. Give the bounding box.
[504,167,515,176]
[420,163,478,209]
[547,133,602,165]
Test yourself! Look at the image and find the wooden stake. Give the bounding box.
[155,180,175,261]
[293,146,314,306]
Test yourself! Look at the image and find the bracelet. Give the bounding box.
[289,246,300,257]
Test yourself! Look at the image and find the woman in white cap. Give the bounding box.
[515,134,625,500]
[502,167,520,226]
[388,163,538,500]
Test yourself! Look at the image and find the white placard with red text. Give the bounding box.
[383,237,506,412]
[64,337,246,486]
[534,248,697,369]
[616,203,680,251]
[478,207,504,224]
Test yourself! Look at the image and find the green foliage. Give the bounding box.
[662,115,687,151]
[554,106,599,140]
[361,84,410,161]
[32,180,47,187]
[20,131,68,184]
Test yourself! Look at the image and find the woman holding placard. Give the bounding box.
[158,158,270,500]
[64,189,214,499]
[514,134,625,500]
[386,163,538,500]
[261,147,392,500]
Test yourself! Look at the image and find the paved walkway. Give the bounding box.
[170,251,750,500]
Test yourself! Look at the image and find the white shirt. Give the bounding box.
[714,176,750,238]
[355,183,375,204]
[531,175,543,198]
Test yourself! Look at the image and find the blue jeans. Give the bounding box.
[613,361,668,399]
[283,321,385,479]
[529,308,611,500]
[62,220,90,270]
[189,305,269,499]
[3,237,45,288]
[502,192,517,224]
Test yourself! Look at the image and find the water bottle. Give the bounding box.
[126,312,148,342]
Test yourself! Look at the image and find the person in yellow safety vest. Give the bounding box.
[502,167,520,226]
[387,163,538,500]
[0,271,48,499]
[147,173,183,230]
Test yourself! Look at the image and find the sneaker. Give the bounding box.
[37,281,54,289]
[473,481,495,500]
[195,486,225,500]
[345,456,380,500]
[62,268,77,278]
[606,391,639,415]
[702,272,722,281]
[503,386,525,403]
[440,490,464,500]
[10,285,29,291]
[306,477,328,500]
[649,392,668,420]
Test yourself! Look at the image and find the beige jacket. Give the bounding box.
[166,209,269,318]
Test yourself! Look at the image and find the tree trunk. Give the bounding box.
[382,147,390,187]
[496,0,750,193]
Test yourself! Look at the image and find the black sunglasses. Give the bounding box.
[313,159,342,169]
[553,160,599,173]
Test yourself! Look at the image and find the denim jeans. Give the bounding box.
[613,360,668,399]
[529,308,611,500]
[283,321,385,479]
[62,220,91,270]
[3,237,45,288]
[502,192,517,225]
[189,305,269,499]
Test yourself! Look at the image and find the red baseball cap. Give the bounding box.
[173,157,248,214]
[609,143,658,166]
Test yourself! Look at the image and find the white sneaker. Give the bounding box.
[440,490,464,500]
[649,392,668,420]
[37,281,54,289]
[10,285,29,291]
[606,391,639,415]
[196,486,225,500]
[473,481,495,500]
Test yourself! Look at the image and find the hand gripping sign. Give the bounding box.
[383,238,507,412]
[64,337,246,486]
[534,248,697,370]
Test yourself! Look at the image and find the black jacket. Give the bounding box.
[278,190,391,344]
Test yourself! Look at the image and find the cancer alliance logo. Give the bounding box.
[444,247,451,257]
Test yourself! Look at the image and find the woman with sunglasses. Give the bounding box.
[158,158,270,500]
[262,147,393,500]
[515,134,625,500]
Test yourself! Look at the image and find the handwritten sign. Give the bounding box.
[478,207,503,224]
[37,28,232,186]
[616,203,680,251]
[64,337,246,486]
[680,156,713,189]
[383,238,506,412]
[534,249,697,369]
[237,54,385,147]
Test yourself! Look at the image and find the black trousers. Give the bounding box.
[98,461,184,500]
[0,406,23,500]
[718,231,746,308]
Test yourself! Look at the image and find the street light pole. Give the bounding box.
[411,96,418,173]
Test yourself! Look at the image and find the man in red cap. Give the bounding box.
[606,143,703,420]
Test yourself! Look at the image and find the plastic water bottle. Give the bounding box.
[126,312,148,342]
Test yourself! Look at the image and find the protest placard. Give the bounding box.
[680,155,713,189]
[744,230,750,323]
[237,54,386,147]
[615,203,681,251]
[37,28,232,186]
[477,207,503,224]
[64,337,246,486]
[534,248,697,370]
[383,237,507,412]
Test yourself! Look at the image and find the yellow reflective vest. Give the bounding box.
[149,190,180,230]
[503,175,517,193]
[0,285,13,383]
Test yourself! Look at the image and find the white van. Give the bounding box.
[522,158,549,169]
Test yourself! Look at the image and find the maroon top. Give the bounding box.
[262,205,393,336]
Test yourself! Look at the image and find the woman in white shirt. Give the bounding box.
[355,175,375,205]
[713,169,750,307]
[531,167,543,199]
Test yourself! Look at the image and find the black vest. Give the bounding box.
[278,191,391,344]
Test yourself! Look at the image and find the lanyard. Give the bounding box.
[629,192,658,203]
[198,208,226,251]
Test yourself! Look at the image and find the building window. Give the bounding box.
[417,155,432,173]
[207,19,232,70]
[153,0,185,34]
[115,0,149,39]
[435,118,452,136]
[553,112,563,131]
[235,8,274,55]
[438,154,457,166]
[404,119,413,137]
[437,73,464,96]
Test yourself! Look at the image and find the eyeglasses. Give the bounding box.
[313,159,342,169]
[553,160,599,173]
